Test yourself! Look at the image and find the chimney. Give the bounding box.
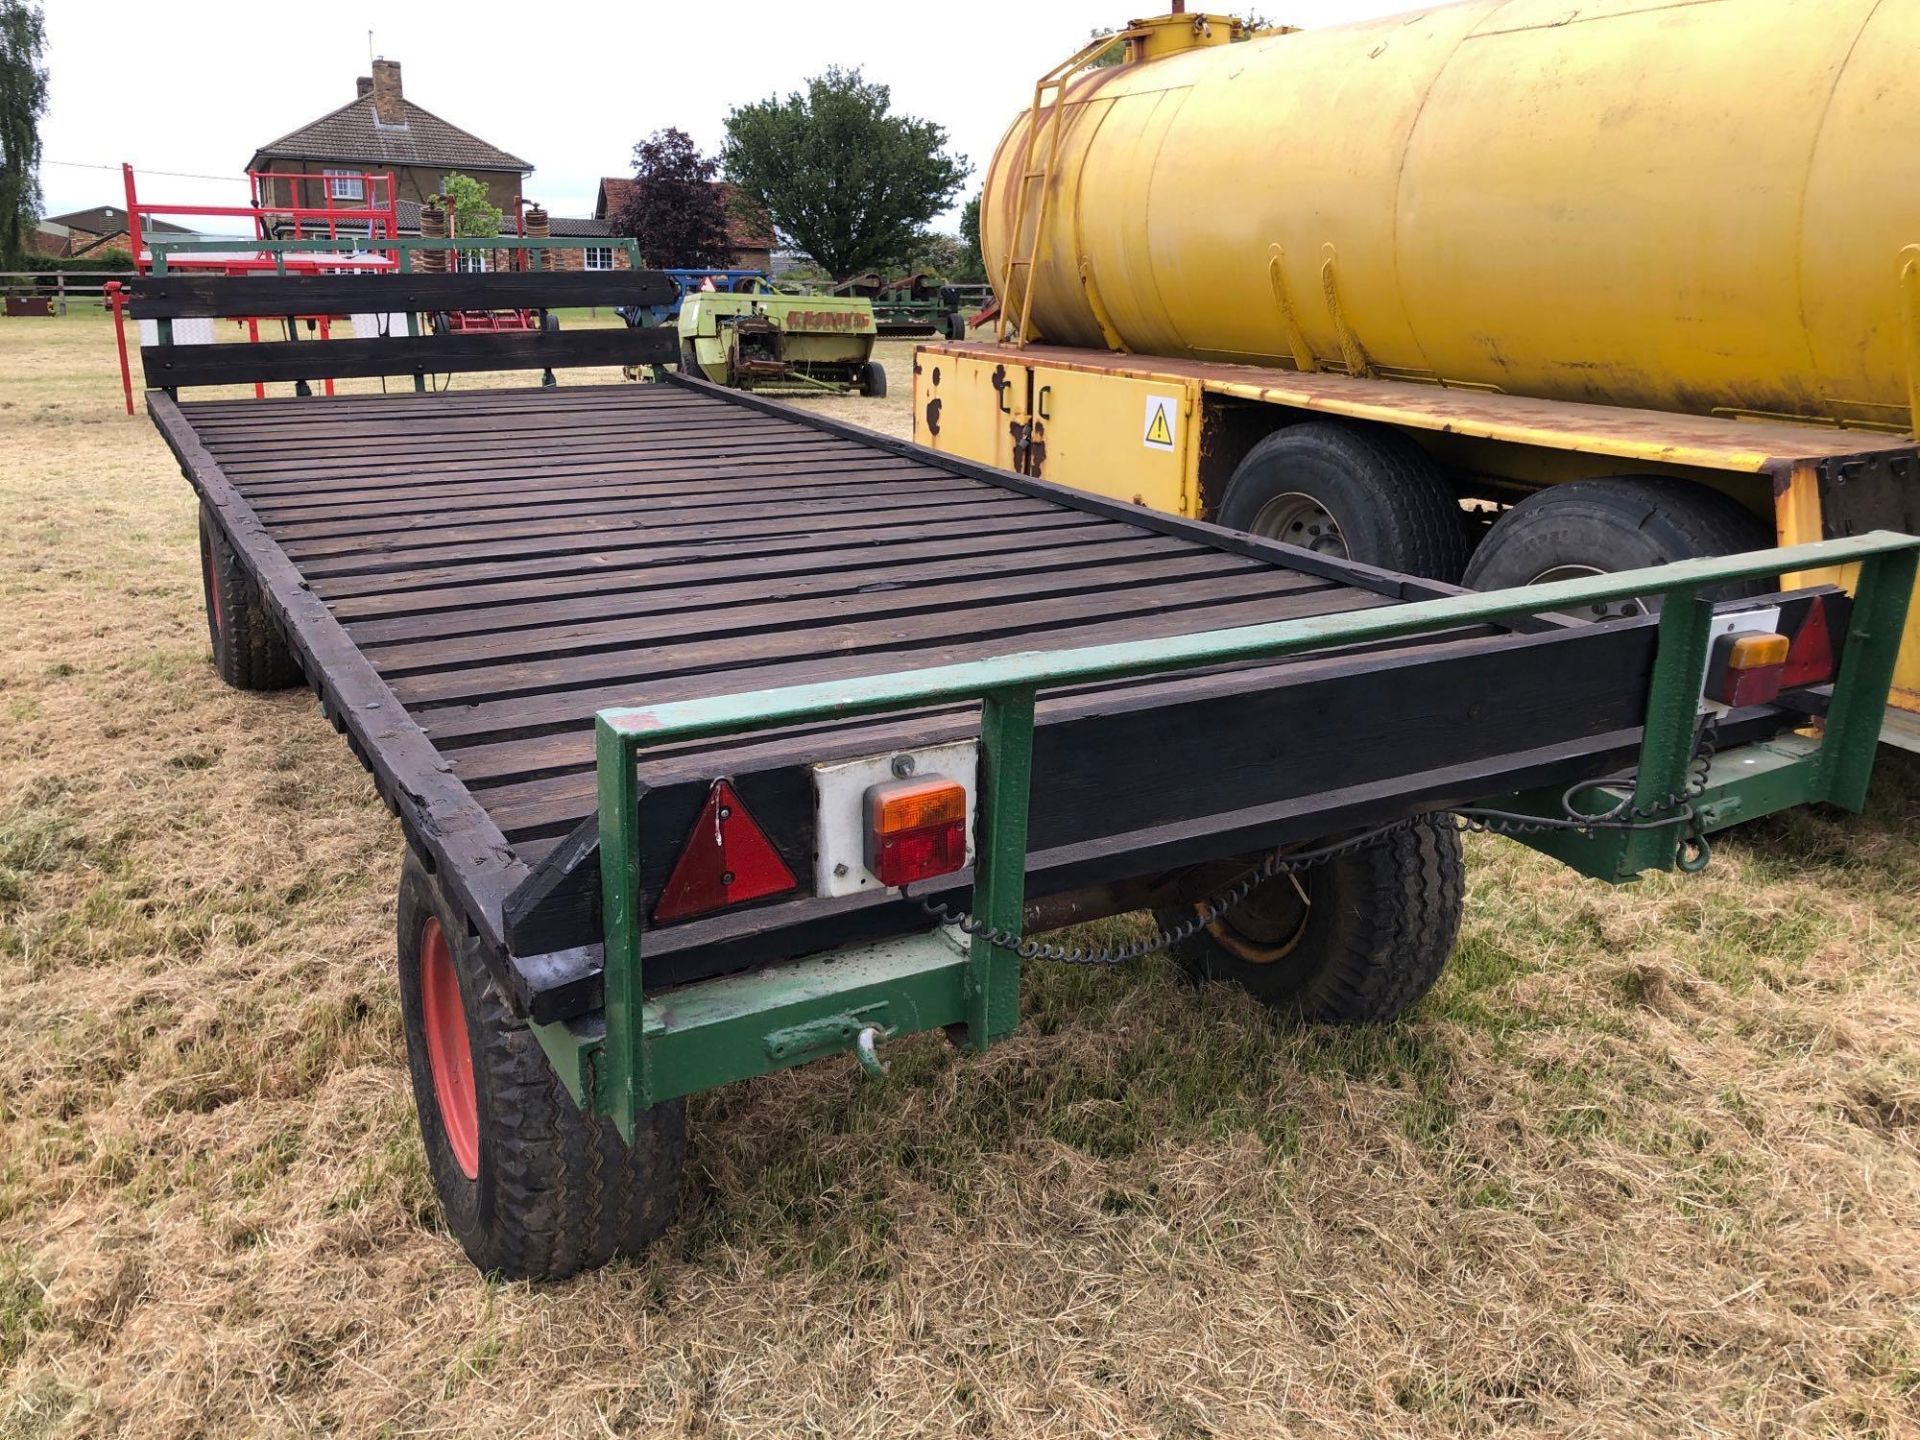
[370,59,404,125]
[356,76,373,98]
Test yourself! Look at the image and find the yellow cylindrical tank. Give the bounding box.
[982,0,1920,431]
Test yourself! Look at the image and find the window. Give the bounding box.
[455,249,489,273]
[583,246,614,271]
[323,169,364,201]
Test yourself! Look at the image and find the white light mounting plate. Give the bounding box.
[812,741,979,899]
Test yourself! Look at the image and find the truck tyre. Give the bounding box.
[1463,477,1774,617]
[198,504,301,691]
[1216,421,1472,582]
[861,361,888,398]
[1159,823,1464,1024]
[397,853,686,1280]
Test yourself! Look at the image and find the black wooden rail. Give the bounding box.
[131,269,680,391]
[127,270,678,318]
[142,328,680,388]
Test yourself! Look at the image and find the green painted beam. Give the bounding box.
[600,534,1920,747]
[638,930,969,1106]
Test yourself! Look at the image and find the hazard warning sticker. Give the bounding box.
[1142,394,1178,452]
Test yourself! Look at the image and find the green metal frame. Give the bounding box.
[545,533,1918,1139]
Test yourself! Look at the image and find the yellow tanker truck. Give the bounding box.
[912,0,1920,746]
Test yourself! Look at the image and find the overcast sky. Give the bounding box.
[40,0,1429,231]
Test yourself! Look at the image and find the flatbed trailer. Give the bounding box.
[132,270,1918,1280]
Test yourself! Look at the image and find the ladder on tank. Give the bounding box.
[997,34,1120,347]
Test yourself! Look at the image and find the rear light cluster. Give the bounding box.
[864,776,969,887]
[1705,590,1845,709]
[650,764,974,926]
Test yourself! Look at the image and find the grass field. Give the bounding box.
[3,311,1919,1438]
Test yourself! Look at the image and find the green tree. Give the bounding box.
[439,172,502,237]
[0,0,47,266]
[723,67,967,280]
[955,192,985,284]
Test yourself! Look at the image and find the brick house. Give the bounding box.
[246,59,531,255]
[542,215,628,274]
[33,205,194,259]
[567,177,776,272]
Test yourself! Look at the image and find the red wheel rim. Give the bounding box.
[420,916,480,1180]
[201,531,224,641]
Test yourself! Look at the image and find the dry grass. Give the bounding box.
[2,311,1919,1438]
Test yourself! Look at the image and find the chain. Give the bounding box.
[916,713,1722,967]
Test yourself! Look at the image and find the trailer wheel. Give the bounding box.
[198,504,301,691]
[861,361,888,398]
[1216,421,1472,582]
[679,340,701,376]
[1463,477,1774,617]
[946,312,969,341]
[1159,823,1464,1024]
[397,854,686,1280]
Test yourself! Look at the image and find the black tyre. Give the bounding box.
[946,312,969,341]
[1160,823,1464,1024]
[397,853,686,1280]
[679,340,701,377]
[198,504,301,691]
[1216,421,1472,582]
[860,360,888,398]
[1463,477,1774,618]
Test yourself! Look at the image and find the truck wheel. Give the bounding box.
[861,361,888,398]
[1463,477,1773,617]
[1216,421,1472,582]
[198,504,301,691]
[397,853,686,1280]
[1159,823,1464,1024]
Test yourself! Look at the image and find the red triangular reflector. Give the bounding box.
[651,780,798,924]
[1780,595,1836,688]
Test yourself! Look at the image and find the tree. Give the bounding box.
[610,128,733,270]
[439,173,502,238]
[955,192,986,284]
[723,68,967,280]
[0,0,47,266]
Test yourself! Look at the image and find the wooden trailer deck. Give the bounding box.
[148,376,1737,1018]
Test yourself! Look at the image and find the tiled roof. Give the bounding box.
[249,96,531,174]
[594,177,776,250]
[546,215,611,237]
[48,205,192,235]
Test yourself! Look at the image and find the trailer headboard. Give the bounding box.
[126,270,681,392]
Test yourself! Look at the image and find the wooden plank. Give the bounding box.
[262,476,970,544]
[275,484,1030,563]
[318,513,1118,616]
[208,421,856,475]
[286,495,1061,579]
[425,586,1397,761]
[242,461,941,521]
[129,268,679,318]
[142,326,680,389]
[365,551,1279,675]
[342,533,1203,644]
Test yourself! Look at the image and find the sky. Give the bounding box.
[38,0,1430,232]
